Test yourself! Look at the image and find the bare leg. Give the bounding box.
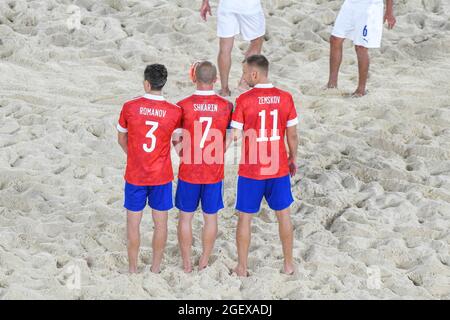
[218,37,234,96]
[275,208,295,275]
[177,211,194,273]
[327,35,345,89]
[353,45,369,97]
[234,212,253,277]
[238,36,265,90]
[127,210,143,273]
[151,209,168,273]
[198,212,218,270]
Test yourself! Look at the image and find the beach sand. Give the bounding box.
[0,0,449,299]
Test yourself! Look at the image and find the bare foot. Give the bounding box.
[150,265,161,274]
[218,88,231,97]
[198,256,209,271]
[325,82,338,89]
[351,89,368,98]
[183,263,193,273]
[282,262,295,275]
[129,267,138,274]
[232,266,249,277]
[237,79,250,93]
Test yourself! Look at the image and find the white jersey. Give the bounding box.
[218,0,263,14]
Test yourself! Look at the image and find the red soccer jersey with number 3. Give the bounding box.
[117,94,182,186]
[231,84,298,180]
[176,91,233,184]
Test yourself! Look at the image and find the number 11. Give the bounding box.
[257,109,280,142]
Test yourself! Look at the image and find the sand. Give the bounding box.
[0,0,449,299]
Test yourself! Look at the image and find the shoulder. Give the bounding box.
[164,101,182,112]
[235,88,255,103]
[122,95,144,108]
[214,94,234,109]
[176,94,193,107]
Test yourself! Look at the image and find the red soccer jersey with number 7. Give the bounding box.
[117,94,182,186]
[176,90,233,184]
[230,84,299,180]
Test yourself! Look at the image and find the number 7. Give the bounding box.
[199,117,212,149]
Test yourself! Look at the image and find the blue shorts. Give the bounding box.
[175,179,224,214]
[124,181,173,212]
[235,175,294,214]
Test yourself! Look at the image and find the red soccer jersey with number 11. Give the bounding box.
[231,83,299,180]
[117,94,182,186]
[176,90,233,184]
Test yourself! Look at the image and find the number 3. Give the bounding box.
[143,121,158,153]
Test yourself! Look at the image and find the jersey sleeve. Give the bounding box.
[230,97,244,130]
[286,94,299,127]
[117,104,128,133]
[173,103,183,135]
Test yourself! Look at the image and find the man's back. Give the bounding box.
[118,94,182,186]
[231,84,298,179]
[177,91,233,184]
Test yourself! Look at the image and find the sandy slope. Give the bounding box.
[0,0,449,299]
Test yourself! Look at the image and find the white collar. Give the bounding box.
[194,90,216,96]
[254,83,274,89]
[143,94,165,101]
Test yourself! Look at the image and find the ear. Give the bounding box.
[144,80,152,91]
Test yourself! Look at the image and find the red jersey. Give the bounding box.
[176,90,233,184]
[230,83,298,180]
[117,94,182,186]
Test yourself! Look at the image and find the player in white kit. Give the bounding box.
[200,0,266,96]
[326,0,396,97]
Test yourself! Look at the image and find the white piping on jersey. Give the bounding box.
[117,123,128,133]
[254,83,274,88]
[143,94,165,101]
[194,90,216,96]
[230,120,243,130]
[287,117,299,127]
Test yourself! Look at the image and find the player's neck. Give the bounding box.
[146,90,163,96]
[196,83,214,91]
[256,77,270,85]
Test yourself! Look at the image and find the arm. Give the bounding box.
[231,128,241,142]
[200,0,212,21]
[118,132,128,155]
[286,126,298,177]
[225,128,239,152]
[171,130,183,157]
[384,0,396,29]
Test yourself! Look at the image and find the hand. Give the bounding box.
[288,158,297,177]
[384,11,396,29]
[200,1,212,21]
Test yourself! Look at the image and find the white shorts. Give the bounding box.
[217,9,266,41]
[331,0,384,48]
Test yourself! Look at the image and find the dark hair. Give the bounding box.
[244,54,269,74]
[144,64,168,91]
[195,61,217,84]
